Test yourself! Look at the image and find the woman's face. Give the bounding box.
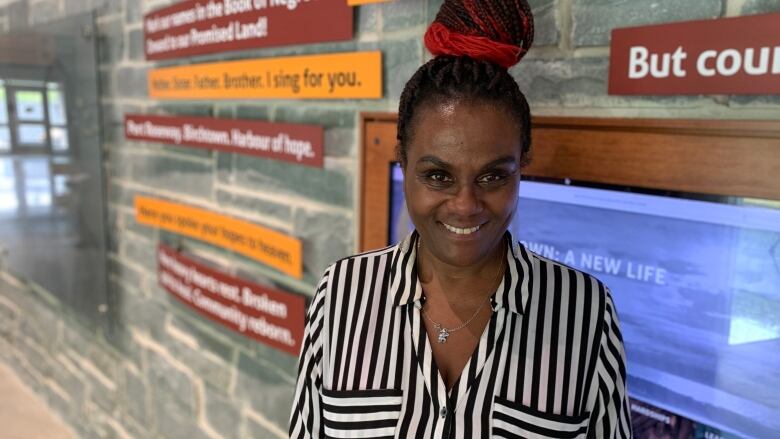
[403,98,523,268]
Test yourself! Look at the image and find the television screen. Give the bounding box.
[389,162,780,438]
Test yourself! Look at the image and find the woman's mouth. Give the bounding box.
[441,222,482,235]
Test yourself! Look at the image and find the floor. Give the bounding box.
[0,362,75,439]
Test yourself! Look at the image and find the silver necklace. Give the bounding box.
[417,239,504,344]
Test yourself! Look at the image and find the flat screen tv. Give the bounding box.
[389,162,780,439]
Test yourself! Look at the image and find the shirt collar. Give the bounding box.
[389,229,533,316]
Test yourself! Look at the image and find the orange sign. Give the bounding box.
[148,51,382,99]
[135,196,302,279]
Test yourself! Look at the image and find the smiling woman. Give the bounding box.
[290,1,632,438]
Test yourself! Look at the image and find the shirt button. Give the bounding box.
[439,406,447,418]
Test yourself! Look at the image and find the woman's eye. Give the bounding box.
[477,173,507,185]
[425,171,452,184]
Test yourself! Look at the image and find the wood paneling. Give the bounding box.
[360,116,398,252]
[360,115,780,251]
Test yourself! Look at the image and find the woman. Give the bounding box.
[290,1,631,437]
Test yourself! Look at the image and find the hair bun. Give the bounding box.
[425,0,534,69]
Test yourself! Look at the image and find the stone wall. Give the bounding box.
[0,0,779,438]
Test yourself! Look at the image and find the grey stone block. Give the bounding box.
[18,303,60,350]
[18,336,53,378]
[130,153,214,200]
[293,208,353,281]
[28,0,62,25]
[235,352,295,431]
[381,0,426,32]
[376,38,423,102]
[572,0,722,46]
[204,384,242,439]
[159,143,214,161]
[97,16,123,66]
[127,28,144,61]
[147,348,198,416]
[125,0,142,24]
[161,322,233,393]
[0,299,17,341]
[122,209,158,241]
[116,66,149,98]
[324,127,356,158]
[64,0,111,15]
[115,284,167,339]
[62,328,121,382]
[167,313,237,363]
[123,366,150,426]
[155,104,214,118]
[741,0,780,14]
[236,105,271,121]
[274,106,355,128]
[247,413,286,439]
[511,57,609,105]
[216,151,234,184]
[529,0,559,46]
[154,397,213,439]
[215,189,293,223]
[121,232,157,273]
[729,95,780,106]
[252,340,298,382]
[107,180,137,208]
[355,3,379,37]
[88,371,119,414]
[108,255,145,291]
[44,382,74,424]
[426,0,445,24]
[234,156,353,208]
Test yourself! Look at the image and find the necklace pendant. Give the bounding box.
[436,326,450,344]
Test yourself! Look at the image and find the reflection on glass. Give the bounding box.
[14,90,45,121]
[0,158,17,211]
[0,127,10,151]
[47,87,66,125]
[22,159,51,208]
[50,127,68,151]
[0,86,7,124]
[53,173,68,196]
[17,123,46,146]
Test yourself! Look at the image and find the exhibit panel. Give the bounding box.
[363,115,780,438]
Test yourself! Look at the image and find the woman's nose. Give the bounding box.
[448,184,483,216]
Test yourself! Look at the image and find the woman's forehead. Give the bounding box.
[409,99,522,162]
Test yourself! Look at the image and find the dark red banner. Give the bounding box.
[125,113,324,167]
[144,0,353,60]
[157,244,307,356]
[609,13,780,95]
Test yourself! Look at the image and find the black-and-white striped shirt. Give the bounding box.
[290,230,632,438]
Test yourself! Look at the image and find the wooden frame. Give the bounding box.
[360,114,780,252]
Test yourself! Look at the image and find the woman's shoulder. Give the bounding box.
[314,243,399,298]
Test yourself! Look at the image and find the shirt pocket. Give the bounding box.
[321,388,403,439]
[492,395,590,439]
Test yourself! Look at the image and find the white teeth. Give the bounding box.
[442,223,481,235]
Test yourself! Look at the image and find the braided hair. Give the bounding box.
[397,0,534,167]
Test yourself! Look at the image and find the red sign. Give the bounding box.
[144,0,353,60]
[125,114,324,167]
[157,244,307,355]
[609,13,780,95]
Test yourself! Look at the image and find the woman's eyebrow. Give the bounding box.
[416,155,451,168]
[480,156,518,170]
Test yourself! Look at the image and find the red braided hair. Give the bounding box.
[424,0,534,69]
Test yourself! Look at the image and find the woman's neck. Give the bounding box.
[416,238,505,305]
